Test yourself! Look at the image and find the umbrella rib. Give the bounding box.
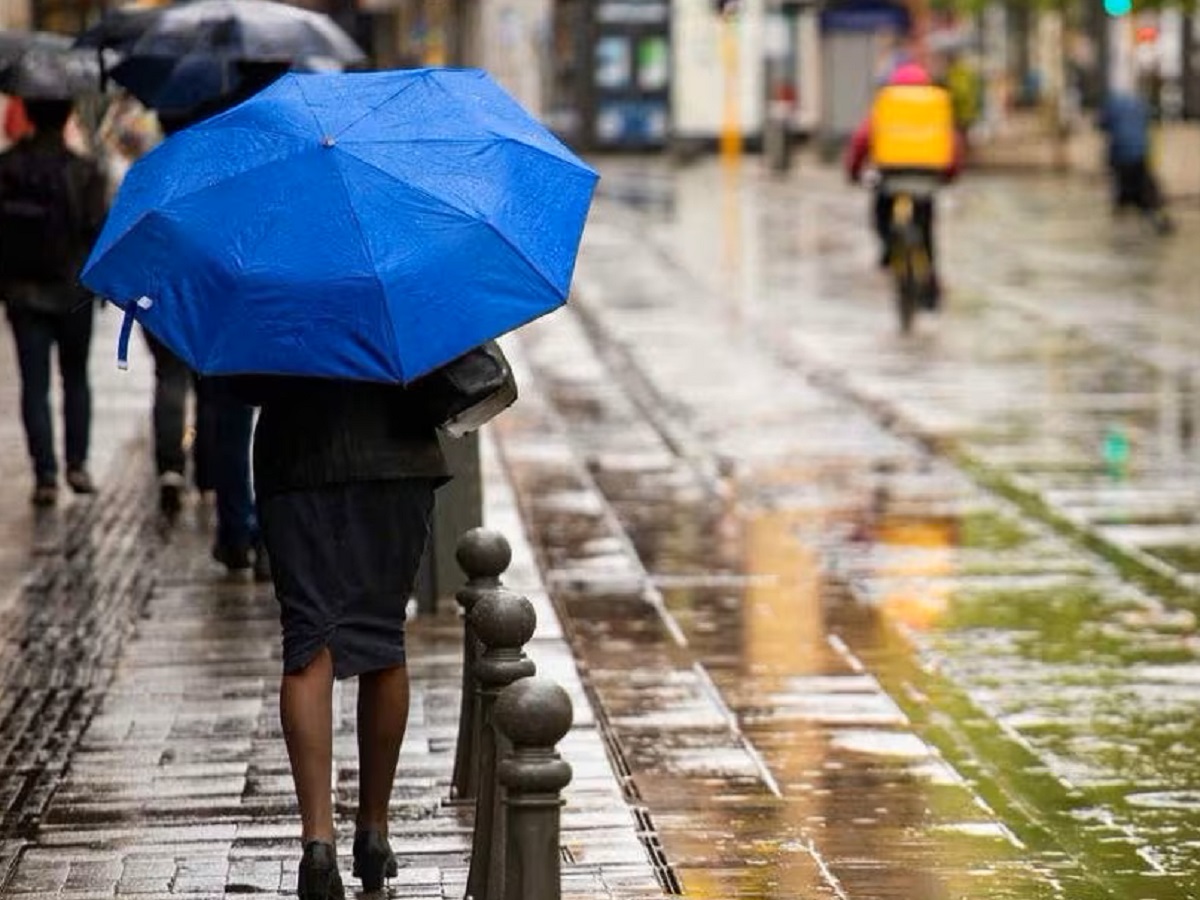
[479,219,565,301]
[338,135,589,173]
[149,135,311,209]
[329,149,404,381]
[191,118,309,145]
[291,68,330,136]
[328,78,422,142]
[337,149,566,299]
[335,148,488,224]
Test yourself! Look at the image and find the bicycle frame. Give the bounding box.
[881,173,939,333]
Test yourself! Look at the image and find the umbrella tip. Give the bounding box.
[321,135,336,148]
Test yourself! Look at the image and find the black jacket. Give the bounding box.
[243,377,450,498]
[0,134,107,315]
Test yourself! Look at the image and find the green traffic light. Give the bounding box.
[1104,0,1131,15]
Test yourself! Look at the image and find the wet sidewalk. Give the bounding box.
[0,316,666,897]
[483,156,1200,898]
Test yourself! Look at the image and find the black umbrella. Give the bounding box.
[110,54,294,115]
[76,0,363,114]
[74,5,164,53]
[0,29,73,65]
[78,0,364,67]
[0,30,103,99]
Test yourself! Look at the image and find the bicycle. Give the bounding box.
[880,173,940,334]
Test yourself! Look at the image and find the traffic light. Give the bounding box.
[1104,0,1132,16]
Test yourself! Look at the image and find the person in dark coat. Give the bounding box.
[0,99,107,506]
[238,376,448,900]
[1098,90,1173,234]
[143,330,216,515]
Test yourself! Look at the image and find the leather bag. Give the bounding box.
[410,340,518,437]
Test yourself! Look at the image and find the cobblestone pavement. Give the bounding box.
[0,314,666,897]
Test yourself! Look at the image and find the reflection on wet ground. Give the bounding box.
[496,160,1200,898]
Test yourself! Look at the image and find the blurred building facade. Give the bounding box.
[0,0,1194,193]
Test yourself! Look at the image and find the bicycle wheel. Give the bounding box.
[891,226,921,334]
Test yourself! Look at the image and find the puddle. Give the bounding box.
[1126,791,1200,810]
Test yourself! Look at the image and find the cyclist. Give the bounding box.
[844,60,962,308]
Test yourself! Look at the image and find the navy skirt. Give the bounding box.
[260,479,436,679]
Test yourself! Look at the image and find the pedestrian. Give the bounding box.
[2,94,33,146]
[92,98,211,521]
[1097,89,1174,234]
[234,375,447,899]
[0,98,108,506]
[143,330,217,516]
[96,93,161,197]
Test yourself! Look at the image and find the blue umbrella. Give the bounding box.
[82,68,599,383]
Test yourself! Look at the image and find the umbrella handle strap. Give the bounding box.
[116,298,153,370]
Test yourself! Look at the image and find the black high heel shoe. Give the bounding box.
[297,841,344,900]
[352,829,398,892]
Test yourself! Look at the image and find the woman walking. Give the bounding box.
[246,377,448,899]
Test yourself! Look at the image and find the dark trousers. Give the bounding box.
[875,189,936,267]
[8,304,93,484]
[145,331,215,489]
[210,381,258,551]
[1112,159,1162,214]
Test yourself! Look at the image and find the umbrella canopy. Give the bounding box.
[108,53,292,113]
[75,4,164,52]
[0,30,103,99]
[0,29,72,65]
[82,68,599,384]
[110,0,363,67]
[76,0,363,114]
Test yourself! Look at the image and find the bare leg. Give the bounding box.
[355,664,410,831]
[281,647,336,843]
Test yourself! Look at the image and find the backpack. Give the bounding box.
[0,147,78,283]
[870,85,955,173]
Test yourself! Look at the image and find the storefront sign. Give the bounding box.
[597,1,669,26]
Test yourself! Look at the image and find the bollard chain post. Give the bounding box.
[451,527,513,802]
[464,588,536,900]
[495,677,574,900]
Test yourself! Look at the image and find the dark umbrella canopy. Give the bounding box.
[74,5,164,52]
[75,5,162,53]
[77,0,363,114]
[110,53,240,112]
[110,52,327,114]
[94,0,365,67]
[0,30,103,99]
[0,29,73,65]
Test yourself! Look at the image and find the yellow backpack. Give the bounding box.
[870,84,955,172]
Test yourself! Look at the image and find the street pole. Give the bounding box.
[763,1,792,174]
[720,7,742,168]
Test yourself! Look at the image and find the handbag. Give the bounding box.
[411,340,518,437]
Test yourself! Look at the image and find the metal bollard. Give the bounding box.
[451,528,513,802]
[464,588,536,900]
[495,677,574,900]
